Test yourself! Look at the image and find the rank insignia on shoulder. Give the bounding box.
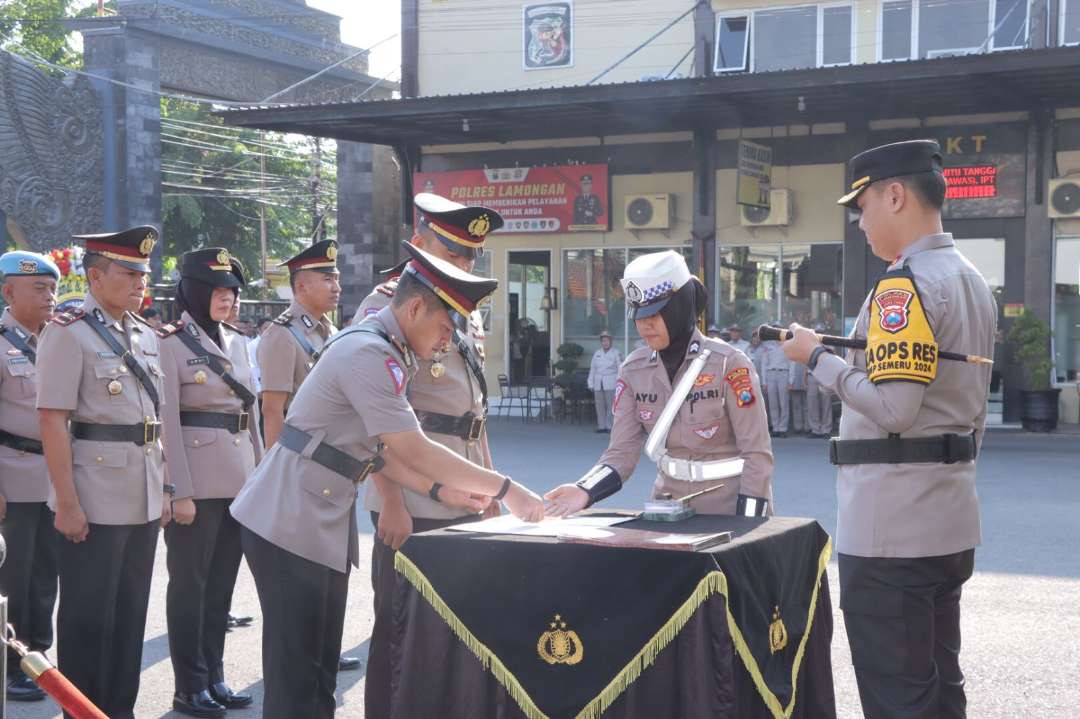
[689,340,701,355]
[273,312,293,326]
[156,321,185,338]
[385,357,406,395]
[725,367,755,408]
[92,308,106,324]
[50,309,85,326]
[375,281,397,298]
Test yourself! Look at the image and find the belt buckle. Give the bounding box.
[357,460,377,484]
[828,439,839,465]
[238,412,249,433]
[467,414,486,442]
[143,420,161,445]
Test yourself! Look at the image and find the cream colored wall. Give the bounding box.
[715,163,846,246]
[480,171,693,389]
[417,0,695,96]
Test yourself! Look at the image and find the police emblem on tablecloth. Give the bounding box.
[538,614,583,665]
[769,606,788,654]
[385,358,406,395]
[724,367,755,408]
[874,288,913,334]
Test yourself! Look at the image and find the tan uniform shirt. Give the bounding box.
[812,233,996,558]
[0,308,48,502]
[159,312,263,501]
[599,330,774,514]
[231,306,420,572]
[257,300,335,403]
[36,293,166,524]
[356,283,491,520]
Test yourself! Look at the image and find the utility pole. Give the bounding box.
[310,137,323,243]
[259,152,268,281]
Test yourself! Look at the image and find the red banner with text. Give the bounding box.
[414,164,610,233]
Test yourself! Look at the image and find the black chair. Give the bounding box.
[494,374,529,420]
[526,376,555,423]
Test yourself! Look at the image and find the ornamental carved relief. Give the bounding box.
[0,51,104,251]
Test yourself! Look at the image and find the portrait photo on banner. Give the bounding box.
[523,2,573,70]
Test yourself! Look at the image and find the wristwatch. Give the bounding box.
[428,482,443,503]
[807,345,828,371]
[163,483,176,497]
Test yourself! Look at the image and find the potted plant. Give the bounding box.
[1007,309,1059,432]
[553,342,585,390]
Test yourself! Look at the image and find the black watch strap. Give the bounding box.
[494,477,512,501]
[429,482,443,503]
[808,345,828,371]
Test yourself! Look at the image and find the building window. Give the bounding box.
[1063,0,1080,46]
[714,15,751,72]
[821,5,855,65]
[880,0,1028,60]
[1054,236,1080,382]
[562,246,691,359]
[755,6,819,71]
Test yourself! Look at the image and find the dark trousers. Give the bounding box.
[0,502,58,668]
[56,520,159,719]
[839,550,975,719]
[165,498,244,694]
[242,527,349,719]
[365,512,480,719]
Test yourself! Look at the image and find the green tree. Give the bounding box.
[160,98,337,292]
[0,0,90,69]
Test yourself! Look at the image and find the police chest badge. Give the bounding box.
[724,367,755,407]
[385,358,406,395]
[537,614,583,665]
[693,422,720,439]
[865,269,938,385]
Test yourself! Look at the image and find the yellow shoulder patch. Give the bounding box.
[865,270,938,384]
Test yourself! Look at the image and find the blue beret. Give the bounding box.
[0,251,61,281]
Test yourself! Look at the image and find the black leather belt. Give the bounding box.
[180,410,250,434]
[71,419,161,446]
[829,432,977,465]
[278,423,384,482]
[416,410,486,442]
[0,428,43,455]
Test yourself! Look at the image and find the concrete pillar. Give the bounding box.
[692,127,717,325]
[336,140,376,315]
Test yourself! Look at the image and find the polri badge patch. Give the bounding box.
[385,358,406,395]
[724,367,755,407]
[865,269,938,385]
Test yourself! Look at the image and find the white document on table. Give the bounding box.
[445,514,633,538]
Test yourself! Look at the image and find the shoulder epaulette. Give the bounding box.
[222,321,241,333]
[375,279,398,298]
[156,320,186,338]
[273,311,293,326]
[50,309,85,326]
[130,312,154,328]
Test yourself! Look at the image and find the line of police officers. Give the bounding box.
[0,139,993,719]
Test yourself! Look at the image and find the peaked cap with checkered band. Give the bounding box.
[620,250,693,319]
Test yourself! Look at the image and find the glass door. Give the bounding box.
[507,251,552,383]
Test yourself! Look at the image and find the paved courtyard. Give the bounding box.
[5,422,1078,718]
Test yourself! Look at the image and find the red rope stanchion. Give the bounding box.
[3,625,108,719]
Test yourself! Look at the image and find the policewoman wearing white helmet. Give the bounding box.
[545,250,774,517]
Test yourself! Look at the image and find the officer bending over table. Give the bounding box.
[230,243,543,719]
[545,250,773,517]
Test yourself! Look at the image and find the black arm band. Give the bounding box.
[494,476,512,501]
[574,464,622,507]
[429,482,443,503]
[807,345,828,371]
[736,494,769,517]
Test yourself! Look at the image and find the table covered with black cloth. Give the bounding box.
[390,515,836,719]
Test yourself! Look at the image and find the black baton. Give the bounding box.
[756,325,993,365]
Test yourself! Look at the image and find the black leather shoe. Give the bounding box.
[227,613,253,628]
[7,671,46,702]
[209,682,253,709]
[338,654,361,671]
[173,690,227,718]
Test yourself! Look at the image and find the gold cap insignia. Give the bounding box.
[139,232,156,256]
[216,250,230,266]
[326,245,338,261]
[537,614,583,665]
[850,175,871,191]
[768,606,788,654]
[467,214,491,238]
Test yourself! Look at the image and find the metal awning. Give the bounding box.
[219,47,1080,145]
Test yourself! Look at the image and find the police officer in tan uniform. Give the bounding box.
[783,140,996,718]
[0,251,60,702]
[352,193,501,719]
[230,243,543,719]
[36,226,170,719]
[158,249,263,717]
[546,250,773,517]
[257,239,339,450]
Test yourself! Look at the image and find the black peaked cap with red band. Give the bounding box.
[401,241,497,327]
[414,192,503,260]
[180,247,245,288]
[279,239,339,275]
[74,225,158,273]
